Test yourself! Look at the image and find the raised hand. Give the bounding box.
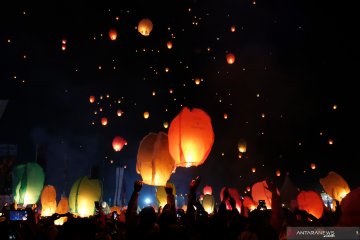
[134,180,143,192]
[190,176,201,192]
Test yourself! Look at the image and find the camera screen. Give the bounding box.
[9,210,28,221]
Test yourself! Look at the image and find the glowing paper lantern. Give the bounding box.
[117,110,123,117]
[55,196,69,225]
[226,53,235,64]
[238,139,247,153]
[69,176,102,217]
[136,132,176,186]
[138,18,153,36]
[230,25,236,32]
[12,162,45,205]
[168,107,214,168]
[251,168,256,173]
[167,41,172,49]
[61,45,66,51]
[246,186,251,192]
[297,190,324,219]
[41,185,57,217]
[203,185,213,195]
[112,136,127,152]
[101,117,108,126]
[252,180,280,209]
[276,170,281,177]
[110,206,121,214]
[109,29,117,40]
[144,112,150,119]
[243,196,257,211]
[220,187,242,212]
[163,121,169,129]
[338,187,360,226]
[320,171,350,202]
[202,194,215,214]
[195,78,201,85]
[310,163,316,170]
[156,182,176,208]
[223,113,228,119]
[89,96,95,103]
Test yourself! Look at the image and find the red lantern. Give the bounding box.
[203,185,213,195]
[297,191,324,219]
[167,41,172,49]
[276,170,281,177]
[226,53,235,64]
[109,29,117,40]
[89,96,95,103]
[230,25,236,32]
[168,107,214,168]
[101,117,108,126]
[112,136,127,152]
[310,163,316,170]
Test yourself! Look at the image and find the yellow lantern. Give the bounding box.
[320,171,350,202]
[138,18,153,36]
[41,185,57,217]
[226,53,235,64]
[163,121,169,129]
[55,196,69,225]
[168,107,214,168]
[195,78,201,85]
[202,194,215,214]
[156,182,176,208]
[144,111,150,119]
[238,139,247,153]
[136,132,176,186]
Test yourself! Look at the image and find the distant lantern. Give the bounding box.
[224,113,228,119]
[61,44,66,51]
[112,136,127,152]
[163,121,169,129]
[40,185,57,217]
[89,96,95,103]
[117,110,123,117]
[101,117,108,126]
[251,167,256,173]
[246,186,251,192]
[165,67,170,72]
[109,29,117,40]
[276,170,281,177]
[203,185,213,195]
[328,139,334,145]
[310,163,316,170]
[138,18,153,36]
[144,111,150,119]
[297,191,324,219]
[195,78,201,85]
[238,139,247,153]
[230,25,236,32]
[69,176,102,217]
[62,39,67,45]
[320,171,350,202]
[168,107,215,168]
[167,41,172,49]
[136,132,176,186]
[226,53,235,64]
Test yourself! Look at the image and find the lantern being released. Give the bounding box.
[40,185,57,217]
[202,194,215,214]
[168,107,214,168]
[320,171,350,202]
[138,18,153,36]
[112,136,127,152]
[297,190,324,219]
[136,132,176,186]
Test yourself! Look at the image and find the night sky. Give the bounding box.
[0,1,358,205]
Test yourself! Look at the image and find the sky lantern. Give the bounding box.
[320,171,350,202]
[220,187,242,212]
[112,136,127,152]
[251,167,256,173]
[243,196,257,211]
[203,185,213,195]
[252,180,280,209]
[136,132,176,186]
[69,176,102,217]
[246,186,251,192]
[156,182,176,208]
[168,107,214,168]
[12,162,45,205]
[163,121,169,129]
[138,18,153,36]
[89,95,95,103]
[337,187,360,226]
[230,25,236,32]
[117,110,123,117]
[167,41,172,49]
[109,29,117,40]
[223,113,228,119]
[101,117,108,126]
[297,190,324,219]
[54,196,69,225]
[226,53,235,64]
[40,185,57,217]
[195,78,201,85]
[61,45,66,51]
[202,194,215,214]
[238,139,247,153]
[310,163,316,170]
[276,170,281,177]
[143,111,150,119]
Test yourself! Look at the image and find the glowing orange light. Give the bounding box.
[230,25,236,32]
[252,167,256,173]
[310,163,316,170]
[101,117,108,126]
[167,41,172,49]
[89,96,95,103]
[109,29,117,40]
[224,113,228,119]
[276,170,281,177]
[328,139,334,145]
[143,112,150,119]
[226,53,235,64]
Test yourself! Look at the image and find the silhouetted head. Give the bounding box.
[139,206,157,227]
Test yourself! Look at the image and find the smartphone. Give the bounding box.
[112,212,118,220]
[9,210,28,221]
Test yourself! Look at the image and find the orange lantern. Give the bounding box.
[230,25,236,32]
[220,187,242,212]
[117,110,123,117]
[252,180,280,209]
[136,132,176,186]
[89,96,95,103]
[110,206,121,215]
[238,139,247,153]
[226,53,235,64]
[195,78,201,85]
[297,190,324,219]
[203,185,213,195]
[246,186,251,192]
[40,185,57,217]
[167,41,172,49]
[101,117,108,126]
[310,163,316,170]
[144,111,150,119]
[243,196,257,211]
[109,29,117,40]
[112,136,127,152]
[251,167,256,173]
[61,44,66,51]
[320,171,350,202]
[62,39,67,45]
[168,107,214,168]
[55,196,69,225]
[276,170,281,177]
[223,113,228,119]
[138,18,153,36]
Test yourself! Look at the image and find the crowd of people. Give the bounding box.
[0,176,357,240]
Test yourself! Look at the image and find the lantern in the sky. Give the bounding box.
[310,163,316,170]
[246,186,251,192]
[276,170,281,177]
[230,25,236,32]
[109,29,117,40]
[112,136,127,152]
[252,180,280,209]
[144,111,150,119]
[101,117,108,126]
[297,190,324,219]
[202,194,215,214]
[156,182,176,208]
[223,113,228,119]
[251,167,256,173]
[195,78,201,85]
[320,171,350,202]
[203,185,213,195]
[69,176,102,217]
[12,162,45,205]
[238,139,247,153]
[167,41,172,49]
[117,110,123,117]
[40,185,57,217]
[136,132,176,186]
[168,107,214,168]
[226,53,235,64]
[163,121,169,129]
[54,196,69,225]
[138,18,153,36]
[61,45,66,51]
[89,96,95,103]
